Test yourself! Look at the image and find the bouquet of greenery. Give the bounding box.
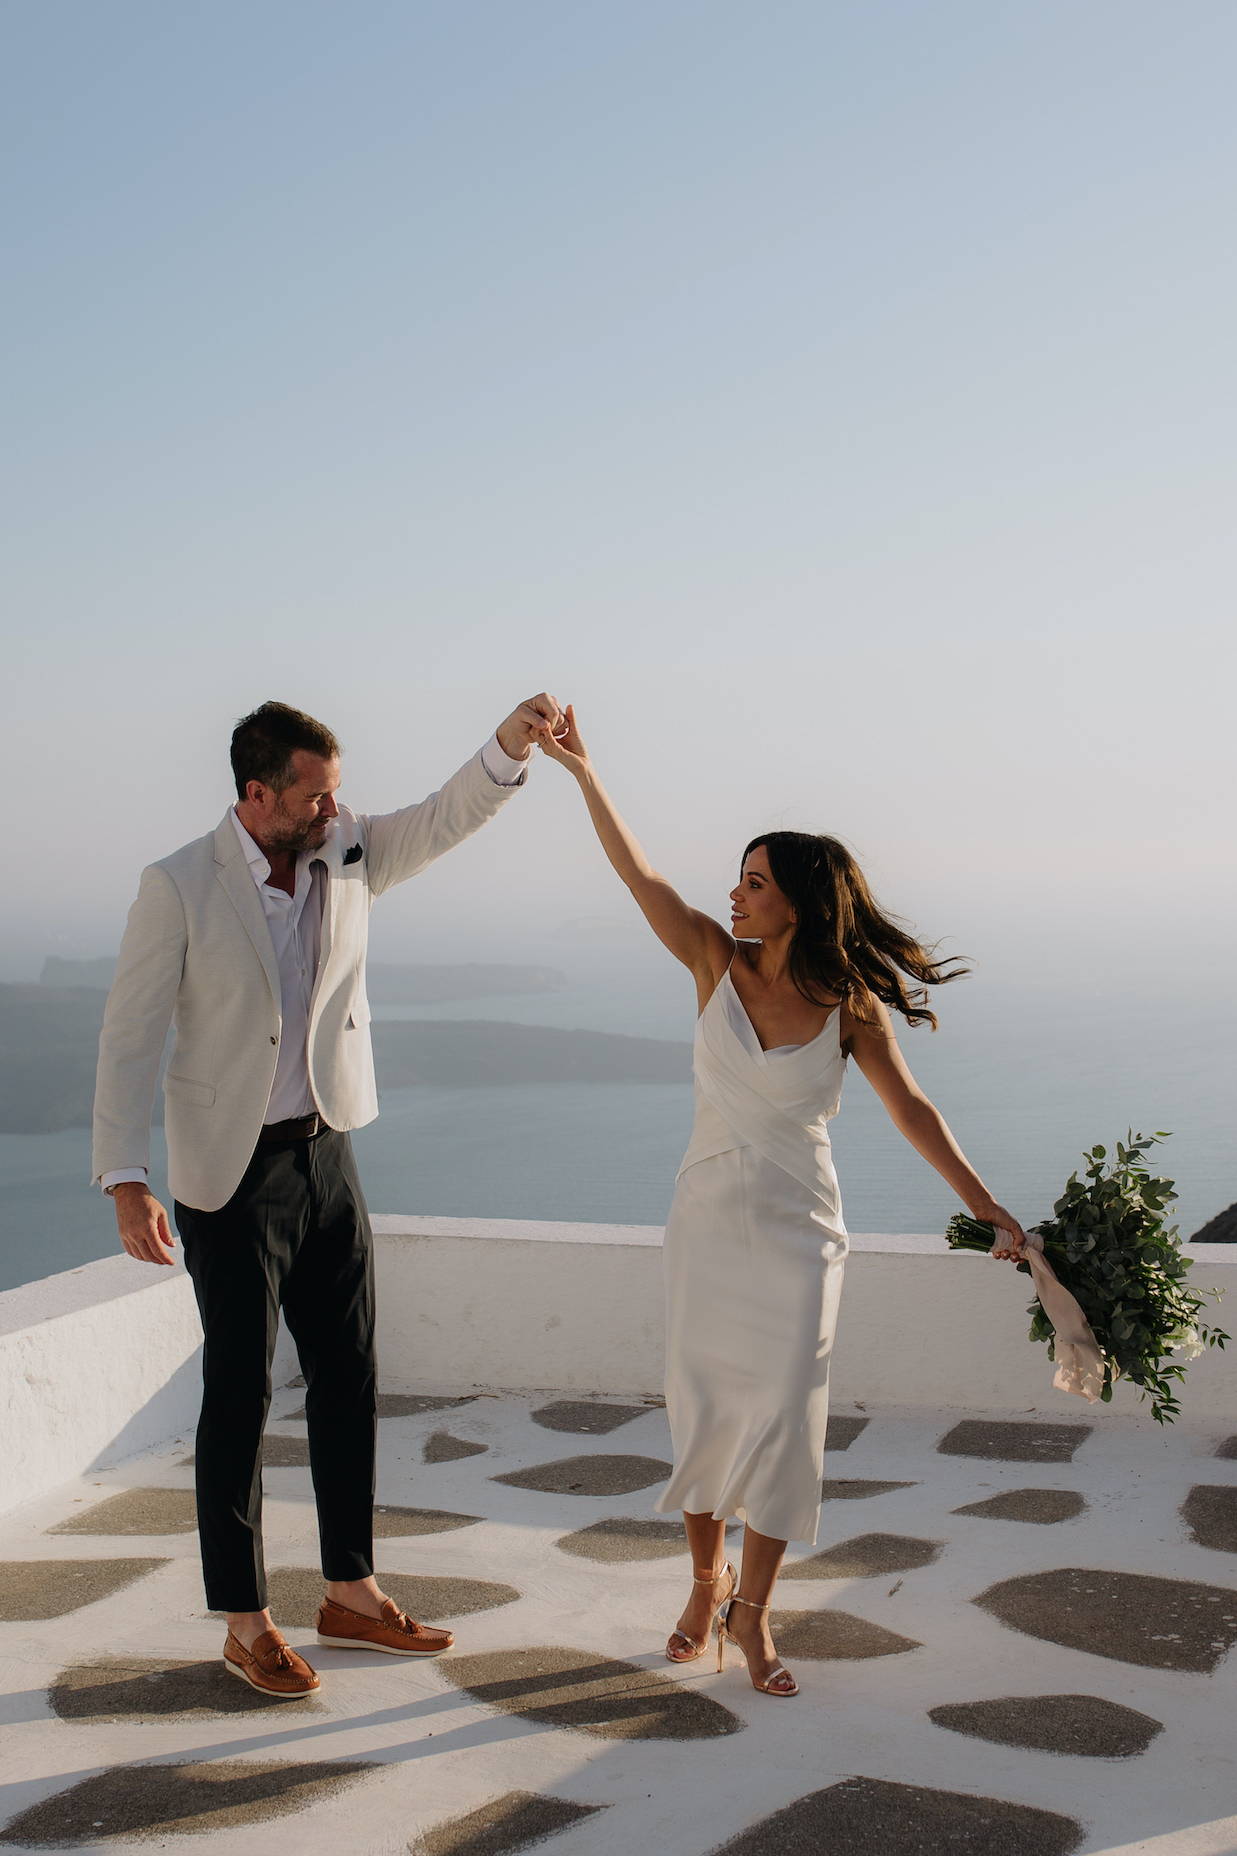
[946,1133,1228,1422]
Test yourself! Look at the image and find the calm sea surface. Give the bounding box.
[1,967,1232,1294]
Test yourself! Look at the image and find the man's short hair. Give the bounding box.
[230,702,341,800]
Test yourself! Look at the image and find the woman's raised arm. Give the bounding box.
[539,706,731,981]
[846,996,1029,1258]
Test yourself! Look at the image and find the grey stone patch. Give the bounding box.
[782,1533,942,1580]
[531,1400,649,1435]
[0,1559,167,1622]
[929,1692,1163,1759]
[413,1790,606,1856]
[48,1487,197,1537]
[267,1566,519,1627]
[939,1420,1092,1463]
[179,1435,311,1470]
[286,1373,306,1388]
[768,1609,921,1661]
[381,1393,478,1418]
[424,1431,489,1464]
[449,1645,742,1741]
[712,1775,1083,1856]
[283,1394,478,1422]
[825,1415,869,1452]
[823,1478,916,1501]
[0,1758,372,1846]
[554,1518,736,1564]
[1181,1485,1237,1553]
[493,1455,672,1497]
[49,1656,327,1721]
[1215,1436,1237,1460]
[260,1434,312,1468]
[953,1489,1087,1526]
[373,1505,482,1538]
[975,1567,1237,1673]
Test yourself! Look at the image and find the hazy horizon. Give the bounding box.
[4,1,1235,1008]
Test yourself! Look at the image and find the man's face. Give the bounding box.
[248,750,341,853]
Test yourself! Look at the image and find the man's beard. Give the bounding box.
[268,811,330,854]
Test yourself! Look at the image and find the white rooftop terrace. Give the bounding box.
[1,1220,1235,1856]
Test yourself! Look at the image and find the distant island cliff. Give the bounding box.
[1,961,689,1135]
[39,956,568,1005]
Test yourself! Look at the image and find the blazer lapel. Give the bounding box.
[311,832,346,1006]
[212,812,282,1012]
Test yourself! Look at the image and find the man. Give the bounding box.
[93,694,562,1697]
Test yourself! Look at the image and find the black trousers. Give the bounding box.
[176,1129,376,1612]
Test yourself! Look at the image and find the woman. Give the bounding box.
[538,708,1028,1699]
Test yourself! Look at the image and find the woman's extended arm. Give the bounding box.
[538,706,731,980]
[847,997,1028,1257]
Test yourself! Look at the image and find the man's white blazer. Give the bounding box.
[92,751,520,1213]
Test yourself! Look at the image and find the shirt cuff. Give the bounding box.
[101,1168,149,1194]
[480,734,530,788]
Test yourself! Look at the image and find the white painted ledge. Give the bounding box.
[1,1221,1234,1518]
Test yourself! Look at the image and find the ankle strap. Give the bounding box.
[730,1594,770,1610]
[692,1562,732,1585]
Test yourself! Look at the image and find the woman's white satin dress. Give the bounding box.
[655,966,849,1545]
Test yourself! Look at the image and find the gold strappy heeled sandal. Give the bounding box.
[717,1593,799,1696]
[665,1561,737,1663]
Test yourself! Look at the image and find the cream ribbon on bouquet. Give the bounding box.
[997,1230,1107,1403]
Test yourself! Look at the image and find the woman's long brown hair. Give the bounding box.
[742,831,967,1029]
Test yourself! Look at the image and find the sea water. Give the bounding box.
[1,970,1231,1294]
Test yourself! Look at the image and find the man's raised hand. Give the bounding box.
[496,693,566,761]
[113,1182,177,1266]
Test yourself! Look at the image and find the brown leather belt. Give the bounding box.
[256,1114,329,1145]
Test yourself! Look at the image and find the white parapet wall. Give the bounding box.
[370,1217,1237,1420]
[2,1221,1234,1517]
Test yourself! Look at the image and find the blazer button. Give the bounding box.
[269,1035,278,1045]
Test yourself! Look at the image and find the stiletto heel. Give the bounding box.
[665,1561,737,1664]
[715,1608,725,1673]
[718,1594,799,1697]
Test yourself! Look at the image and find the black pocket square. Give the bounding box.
[342,844,363,865]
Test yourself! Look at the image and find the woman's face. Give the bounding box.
[730,845,796,940]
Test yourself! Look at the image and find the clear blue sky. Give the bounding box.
[4,0,1234,988]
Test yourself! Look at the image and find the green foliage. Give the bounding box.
[946,1133,1229,1423]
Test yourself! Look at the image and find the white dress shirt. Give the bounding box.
[101,735,528,1192]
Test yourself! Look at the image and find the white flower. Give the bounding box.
[1170,1326,1203,1360]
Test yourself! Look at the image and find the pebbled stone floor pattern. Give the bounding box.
[47,1487,198,1536]
[491,1454,672,1496]
[1180,1483,1237,1553]
[975,1567,1237,1673]
[448,1645,742,1741]
[264,1565,520,1627]
[424,1430,488,1463]
[821,1476,916,1499]
[530,1399,651,1433]
[767,1608,921,1660]
[938,1420,1093,1463]
[5,1395,1235,1855]
[0,1558,167,1621]
[372,1504,481,1538]
[411,1791,606,1855]
[0,1759,373,1847]
[556,1517,737,1563]
[953,1489,1087,1525]
[712,1775,1085,1856]
[928,1692,1163,1758]
[781,1532,942,1579]
[49,1656,328,1721]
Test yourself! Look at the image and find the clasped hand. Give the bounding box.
[496,693,568,761]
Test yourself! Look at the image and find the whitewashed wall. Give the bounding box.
[2,1223,1234,1517]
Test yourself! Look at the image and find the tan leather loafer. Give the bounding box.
[223,1627,320,1697]
[316,1595,454,1656]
